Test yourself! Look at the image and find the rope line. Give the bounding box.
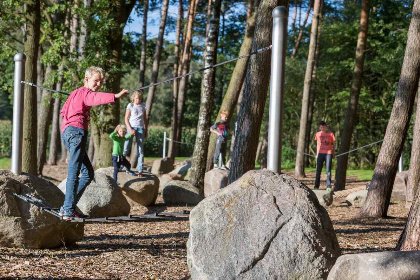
[335,139,384,158]
[20,81,70,96]
[165,137,194,146]
[128,45,272,92]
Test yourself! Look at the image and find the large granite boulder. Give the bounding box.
[0,170,84,249]
[162,181,201,205]
[313,189,333,207]
[345,190,368,207]
[159,173,183,192]
[151,157,174,175]
[170,161,191,178]
[392,171,409,202]
[328,251,420,280]
[58,171,130,218]
[187,169,340,280]
[204,168,229,197]
[96,167,159,207]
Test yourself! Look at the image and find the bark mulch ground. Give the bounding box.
[0,163,409,279]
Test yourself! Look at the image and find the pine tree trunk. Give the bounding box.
[291,0,312,59]
[407,86,420,205]
[361,0,420,217]
[48,96,61,165]
[78,0,92,60]
[189,0,222,194]
[205,0,257,171]
[260,124,269,168]
[59,114,67,162]
[175,0,200,154]
[228,0,287,184]
[397,190,420,250]
[168,0,183,159]
[139,0,149,88]
[96,0,136,167]
[37,66,55,175]
[36,47,43,113]
[22,0,41,175]
[295,0,321,178]
[145,0,169,119]
[335,0,370,191]
[88,130,95,162]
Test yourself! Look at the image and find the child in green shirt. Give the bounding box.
[109,125,136,185]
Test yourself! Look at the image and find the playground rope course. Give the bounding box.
[20,45,273,96]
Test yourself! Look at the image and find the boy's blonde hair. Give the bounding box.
[116,124,127,134]
[85,66,105,79]
[220,110,229,116]
[131,90,143,104]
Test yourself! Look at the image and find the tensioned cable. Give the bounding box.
[20,45,272,96]
[166,137,194,146]
[20,81,70,96]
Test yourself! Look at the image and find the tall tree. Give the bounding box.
[138,0,149,88]
[205,0,258,171]
[78,0,92,60]
[189,0,222,193]
[145,0,169,118]
[174,0,200,156]
[48,80,62,165]
[361,0,420,217]
[407,88,420,205]
[94,0,136,167]
[228,0,287,184]
[22,0,41,175]
[295,0,321,178]
[335,0,370,190]
[291,0,312,59]
[167,0,183,159]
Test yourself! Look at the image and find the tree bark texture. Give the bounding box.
[295,0,321,178]
[228,0,287,184]
[175,0,200,155]
[145,0,169,119]
[78,0,92,60]
[37,66,55,175]
[407,87,420,203]
[361,0,420,217]
[95,0,136,167]
[205,0,257,171]
[397,190,420,250]
[22,0,41,175]
[168,0,183,159]
[48,96,61,165]
[335,0,370,191]
[189,0,222,194]
[36,47,43,113]
[139,0,149,88]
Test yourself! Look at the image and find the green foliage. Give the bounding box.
[0,121,12,157]
[144,126,196,157]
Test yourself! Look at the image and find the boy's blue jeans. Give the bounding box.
[61,126,94,214]
[123,126,145,172]
[315,153,332,189]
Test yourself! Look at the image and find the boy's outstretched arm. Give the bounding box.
[115,89,128,99]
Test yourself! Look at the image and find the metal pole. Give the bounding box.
[267,6,288,173]
[11,53,26,175]
[399,155,403,173]
[163,131,166,158]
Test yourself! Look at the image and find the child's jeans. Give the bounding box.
[315,153,332,189]
[213,136,227,166]
[61,126,94,214]
[123,126,145,172]
[112,155,131,181]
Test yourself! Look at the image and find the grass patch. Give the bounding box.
[0,157,11,169]
[282,167,373,181]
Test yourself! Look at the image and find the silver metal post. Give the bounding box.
[11,53,26,175]
[268,6,288,173]
[163,131,166,158]
[399,155,403,173]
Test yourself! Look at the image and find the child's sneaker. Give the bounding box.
[213,164,218,169]
[61,211,89,221]
[326,187,332,192]
[220,165,229,170]
[126,170,136,176]
[116,181,120,186]
[137,172,143,178]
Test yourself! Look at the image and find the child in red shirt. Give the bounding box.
[60,66,128,220]
[314,121,336,191]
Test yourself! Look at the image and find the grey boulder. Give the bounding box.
[0,170,84,249]
[59,171,130,218]
[204,168,229,197]
[187,169,340,280]
[345,190,368,207]
[151,157,174,175]
[162,181,201,205]
[313,189,334,207]
[328,251,420,280]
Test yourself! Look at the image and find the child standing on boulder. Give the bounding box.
[210,110,230,170]
[110,124,136,185]
[124,91,148,177]
[314,121,336,192]
[60,66,128,220]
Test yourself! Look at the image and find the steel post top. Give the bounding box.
[272,6,288,18]
[14,53,26,62]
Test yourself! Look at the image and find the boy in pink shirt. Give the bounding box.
[60,66,128,220]
[314,121,336,192]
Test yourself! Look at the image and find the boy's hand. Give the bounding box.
[115,89,128,99]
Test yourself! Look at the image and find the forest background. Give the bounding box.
[0,0,414,171]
